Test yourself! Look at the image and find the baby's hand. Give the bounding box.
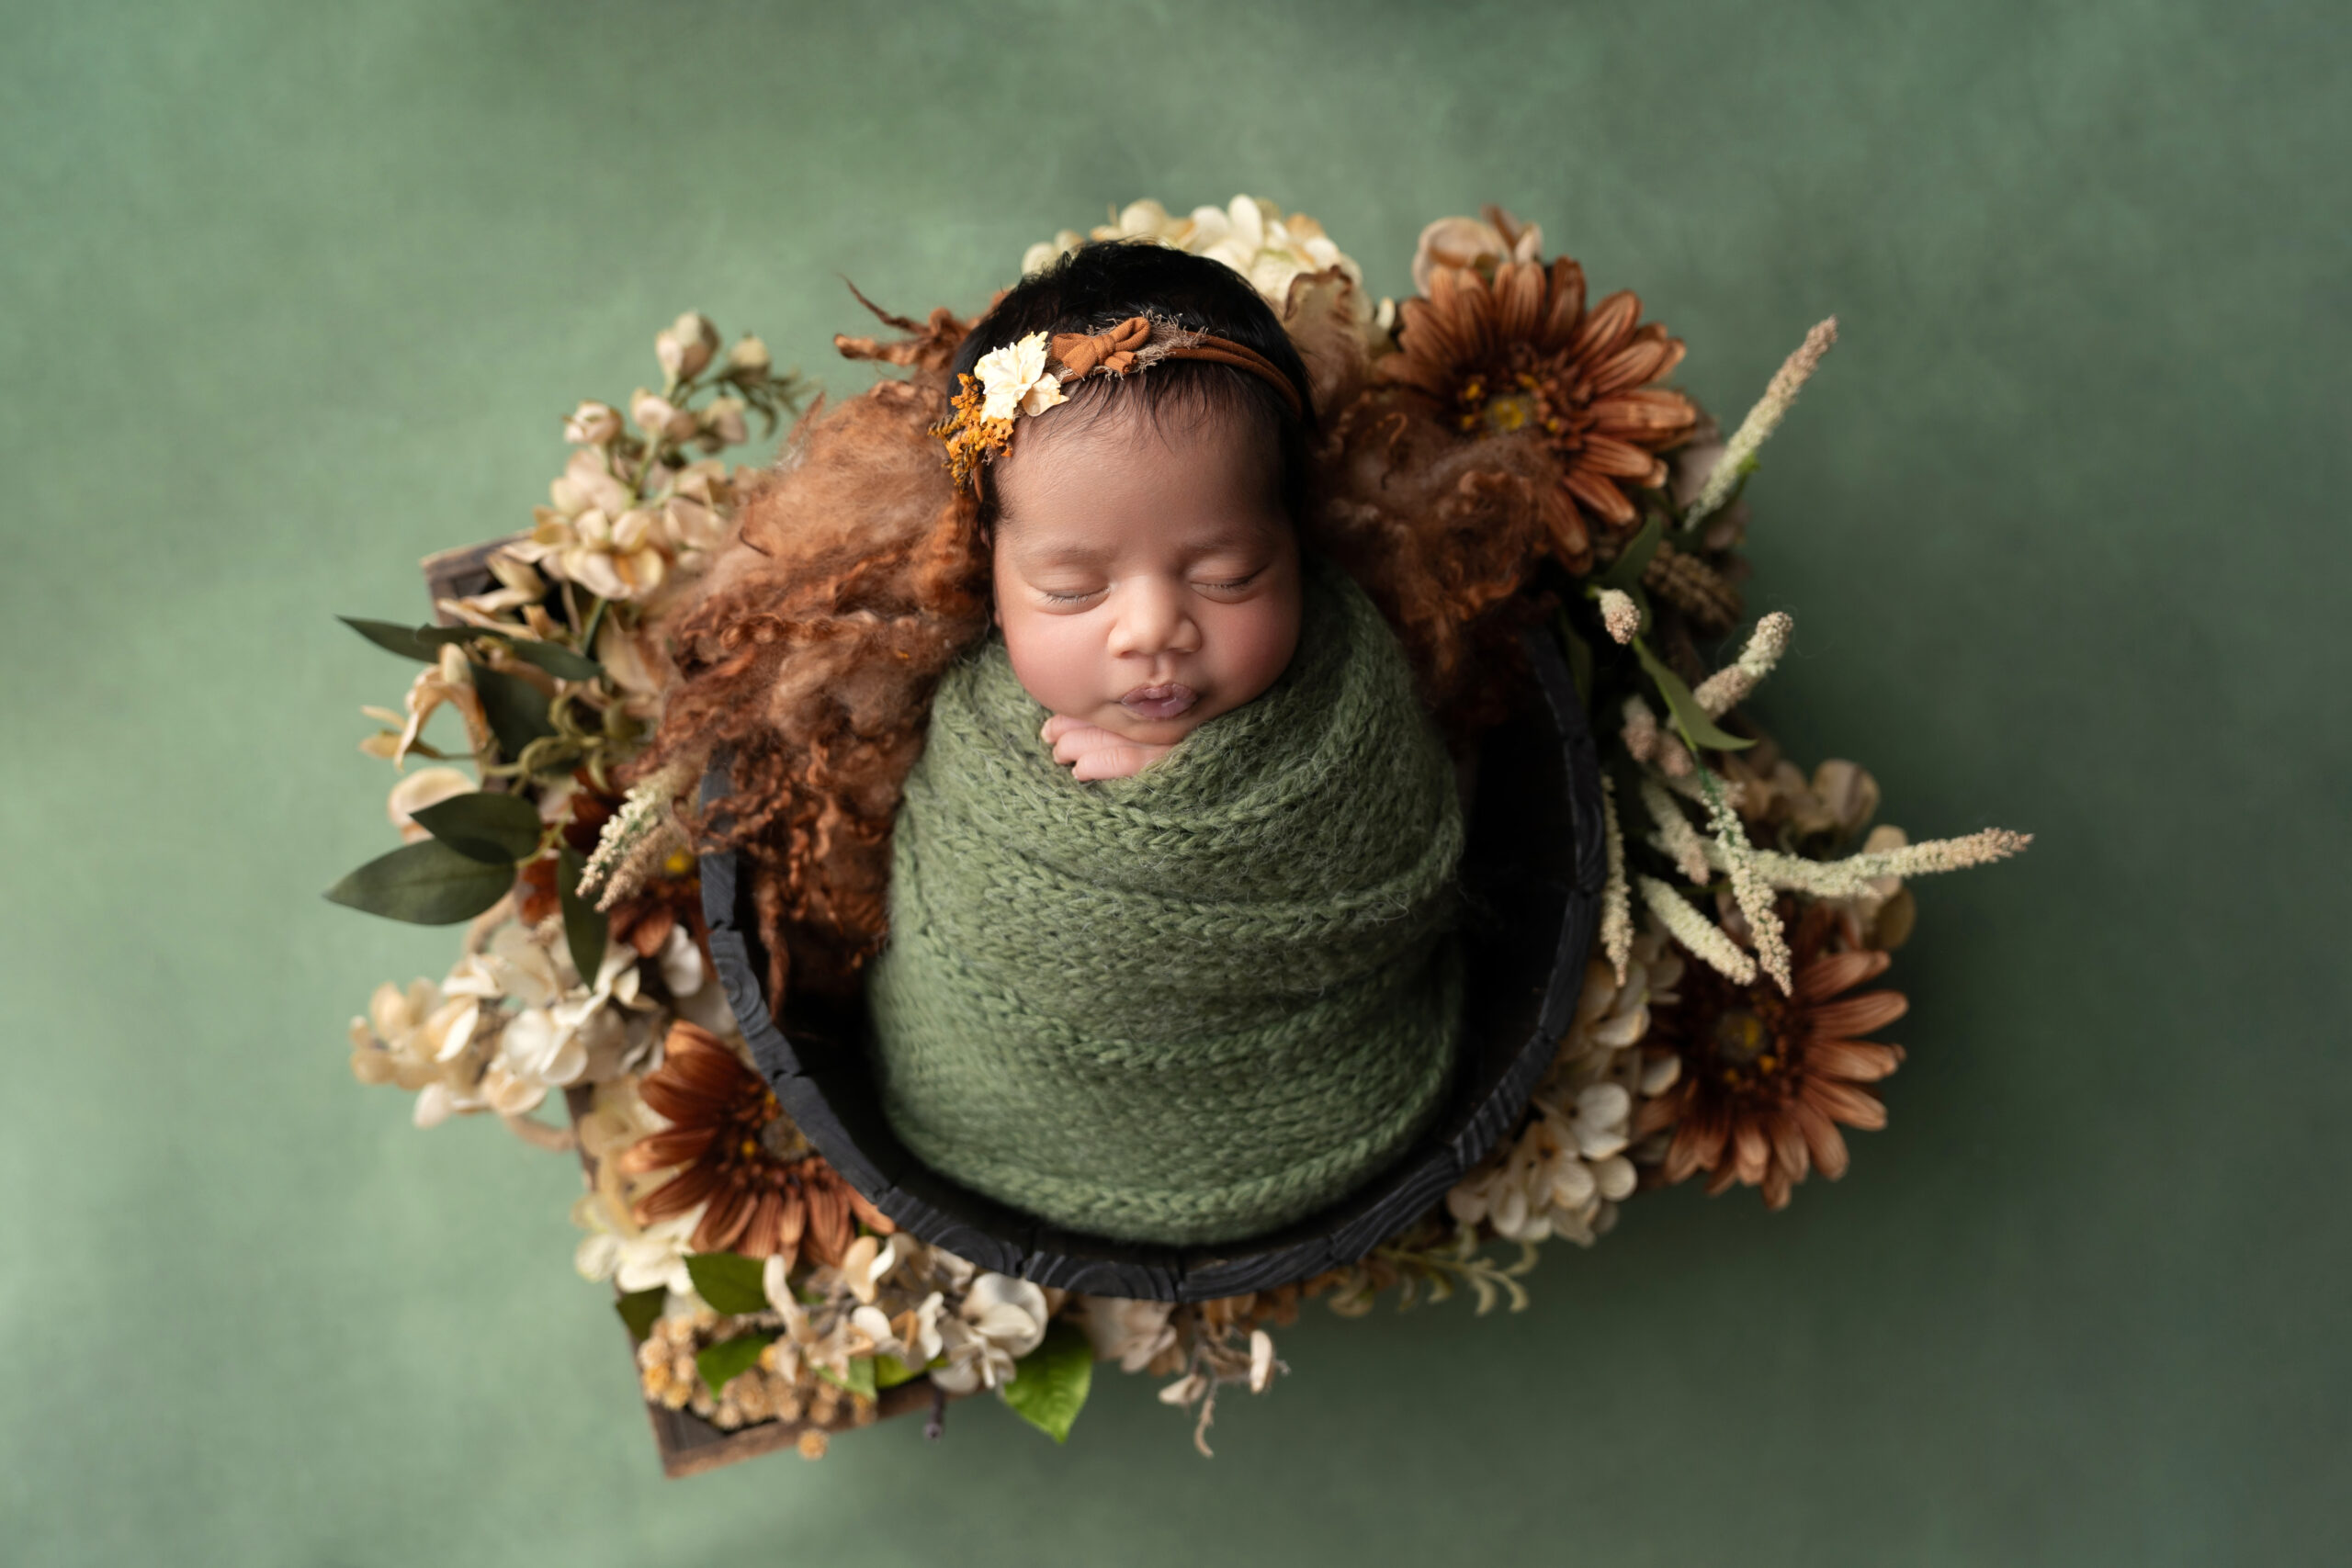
[1040,716,1172,782]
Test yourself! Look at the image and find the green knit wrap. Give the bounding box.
[866,551,1464,1247]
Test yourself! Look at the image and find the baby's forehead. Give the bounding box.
[992,397,1283,529]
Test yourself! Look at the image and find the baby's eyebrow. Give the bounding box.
[1012,540,1110,568]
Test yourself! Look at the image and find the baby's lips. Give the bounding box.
[1119,682,1198,721]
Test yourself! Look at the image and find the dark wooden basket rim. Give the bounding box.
[699,623,1603,1302]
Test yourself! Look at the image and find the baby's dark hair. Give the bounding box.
[952,242,1318,528]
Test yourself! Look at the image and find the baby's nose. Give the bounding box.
[1109,580,1198,657]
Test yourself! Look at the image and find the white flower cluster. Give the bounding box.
[1023,196,1371,316]
[1447,932,1685,1246]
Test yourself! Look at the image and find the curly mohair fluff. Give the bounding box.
[631,301,989,1004]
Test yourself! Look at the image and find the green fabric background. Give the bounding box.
[4,1,2342,1562]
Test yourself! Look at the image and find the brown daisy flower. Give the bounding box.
[1633,912,1907,1209]
[1378,257,1698,570]
[616,1022,891,1266]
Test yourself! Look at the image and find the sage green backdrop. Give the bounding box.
[5,1,2343,1562]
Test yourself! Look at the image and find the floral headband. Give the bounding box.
[931,314,1304,491]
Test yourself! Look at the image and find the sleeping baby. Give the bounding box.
[865,242,1465,1247]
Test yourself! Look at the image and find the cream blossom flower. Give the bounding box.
[1074,1296,1179,1373]
[546,446,634,519]
[930,1273,1051,1394]
[563,400,624,446]
[515,502,668,602]
[571,1193,698,1296]
[1408,208,1544,297]
[385,767,474,841]
[629,387,701,444]
[697,396,749,449]
[348,977,481,1089]
[655,312,719,381]
[974,332,1066,422]
[1023,196,1373,319]
[361,645,489,767]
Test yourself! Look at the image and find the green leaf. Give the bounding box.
[684,1251,770,1315]
[558,846,608,986]
[502,638,604,682]
[872,1352,922,1391]
[614,1289,665,1345]
[468,661,556,761]
[1632,637,1755,753]
[1000,1319,1092,1444]
[1595,514,1664,591]
[695,1331,778,1398]
[817,1357,878,1404]
[323,839,515,925]
[408,791,542,864]
[338,616,473,660]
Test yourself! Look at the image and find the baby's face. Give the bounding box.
[989,399,1301,752]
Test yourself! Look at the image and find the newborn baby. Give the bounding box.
[991,371,1302,782]
[868,242,1464,1247]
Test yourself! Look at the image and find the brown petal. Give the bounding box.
[625,905,676,959]
[802,1179,851,1267]
[1492,261,1544,344]
[1704,1163,1739,1196]
[1804,1077,1889,1132]
[1796,951,1891,1002]
[1732,1120,1770,1184]
[1808,1039,1904,1083]
[1770,1112,1812,1183]
[1588,389,1698,436]
[1539,257,1587,348]
[1571,290,1640,362]
[1585,329,1679,396]
[1541,485,1594,572]
[1808,988,1909,1040]
[1579,434,1668,479]
[614,1127,713,1174]
[693,1183,755,1253]
[1632,1084,1685,1138]
[1564,466,1640,525]
[1792,1098,1850,1179]
[1790,1100,1850,1179]
[634,1162,720,1222]
[1761,1163,1792,1210]
[739,1187,787,1259]
[846,1186,897,1235]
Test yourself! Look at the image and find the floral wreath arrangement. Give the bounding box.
[333,196,2028,1471]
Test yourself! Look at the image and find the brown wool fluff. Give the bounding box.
[635,281,1565,1006]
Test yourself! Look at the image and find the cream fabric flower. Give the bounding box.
[930,1273,1050,1394]
[973,332,1066,422]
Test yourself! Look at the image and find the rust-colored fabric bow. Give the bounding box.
[1049,316,1153,378]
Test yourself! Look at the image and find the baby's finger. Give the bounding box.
[1071,744,1168,782]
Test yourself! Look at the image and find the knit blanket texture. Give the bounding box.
[866,551,1464,1246]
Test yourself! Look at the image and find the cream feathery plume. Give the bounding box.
[1637,875,1758,986]
[1688,317,1838,524]
[1697,770,1792,993]
[1621,695,1661,763]
[1597,589,1641,646]
[1693,611,1794,716]
[578,758,697,909]
[1695,827,2034,896]
[1641,776,1711,883]
[1600,776,1634,984]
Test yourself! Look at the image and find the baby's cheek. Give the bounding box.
[1000,609,1102,713]
[1213,596,1303,703]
